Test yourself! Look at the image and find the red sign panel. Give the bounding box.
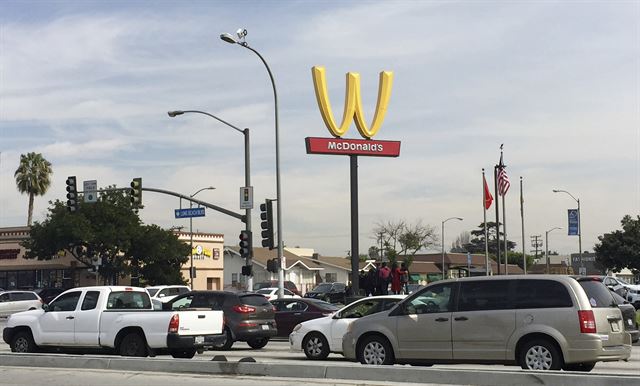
[305,137,401,157]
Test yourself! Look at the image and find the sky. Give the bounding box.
[0,0,638,258]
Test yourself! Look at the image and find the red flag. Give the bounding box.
[484,175,493,209]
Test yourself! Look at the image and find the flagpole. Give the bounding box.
[520,176,526,274]
[483,169,489,276]
[502,194,508,275]
[494,165,501,275]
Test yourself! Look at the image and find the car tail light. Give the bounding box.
[578,310,596,333]
[168,314,180,333]
[232,305,256,313]
[238,322,258,327]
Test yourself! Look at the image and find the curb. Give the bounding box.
[1,353,639,386]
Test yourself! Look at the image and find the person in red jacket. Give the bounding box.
[390,262,402,294]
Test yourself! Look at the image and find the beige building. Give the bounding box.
[0,226,225,291]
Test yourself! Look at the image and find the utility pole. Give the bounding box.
[530,235,543,262]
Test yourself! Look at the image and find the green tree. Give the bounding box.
[371,220,438,268]
[22,188,188,285]
[14,152,53,226]
[595,215,640,273]
[130,225,189,285]
[466,222,516,255]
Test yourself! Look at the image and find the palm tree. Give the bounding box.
[14,152,53,226]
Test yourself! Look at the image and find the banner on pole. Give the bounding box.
[567,209,579,236]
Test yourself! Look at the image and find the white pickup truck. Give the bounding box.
[2,286,223,358]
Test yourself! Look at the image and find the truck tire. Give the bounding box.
[247,337,269,349]
[119,332,147,357]
[11,331,37,353]
[170,349,196,359]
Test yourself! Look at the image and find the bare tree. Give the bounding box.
[450,231,471,253]
[371,220,438,267]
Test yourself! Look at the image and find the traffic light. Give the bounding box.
[65,176,78,212]
[130,177,142,208]
[266,258,280,273]
[241,265,252,276]
[239,230,252,258]
[260,199,274,250]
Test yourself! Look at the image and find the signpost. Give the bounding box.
[174,207,206,219]
[83,180,97,203]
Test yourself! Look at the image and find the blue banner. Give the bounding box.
[567,209,579,236]
[174,207,206,219]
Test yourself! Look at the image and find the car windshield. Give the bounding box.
[254,283,272,290]
[616,277,630,285]
[313,284,333,293]
[146,288,159,297]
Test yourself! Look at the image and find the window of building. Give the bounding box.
[324,273,337,283]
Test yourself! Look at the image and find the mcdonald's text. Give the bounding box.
[305,137,401,157]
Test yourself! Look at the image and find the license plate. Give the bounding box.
[611,322,620,332]
[195,336,204,344]
[261,324,269,330]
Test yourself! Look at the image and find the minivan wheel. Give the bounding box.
[519,339,562,371]
[358,335,394,365]
[247,337,269,349]
[563,362,596,372]
[11,331,37,353]
[210,327,234,350]
[303,332,329,360]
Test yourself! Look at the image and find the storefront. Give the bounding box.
[174,231,224,290]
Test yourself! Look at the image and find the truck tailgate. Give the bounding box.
[176,309,223,336]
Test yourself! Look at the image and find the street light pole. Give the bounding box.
[168,110,253,290]
[441,217,463,280]
[545,227,562,274]
[221,29,284,298]
[552,189,582,272]
[189,186,215,288]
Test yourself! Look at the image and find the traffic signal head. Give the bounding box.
[260,199,274,250]
[266,259,276,273]
[65,176,78,213]
[130,177,142,208]
[241,265,252,276]
[239,230,252,258]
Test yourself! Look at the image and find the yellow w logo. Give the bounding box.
[312,66,393,139]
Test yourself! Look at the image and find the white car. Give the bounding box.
[146,285,191,309]
[289,295,405,359]
[256,287,300,301]
[0,291,43,317]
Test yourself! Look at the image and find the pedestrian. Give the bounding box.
[378,262,391,295]
[358,270,367,296]
[390,262,402,294]
[399,262,410,294]
[366,267,377,296]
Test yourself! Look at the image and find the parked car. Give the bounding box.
[342,275,631,371]
[146,285,191,308]
[627,287,640,309]
[254,281,300,296]
[587,276,640,311]
[0,291,43,317]
[271,298,339,337]
[165,290,276,350]
[34,288,66,304]
[289,295,405,359]
[304,282,347,303]
[256,287,300,301]
[609,290,639,343]
[3,286,223,358]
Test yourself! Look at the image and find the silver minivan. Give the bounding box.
[342,275,632,371]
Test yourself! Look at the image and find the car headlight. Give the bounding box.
[292,323,302,333]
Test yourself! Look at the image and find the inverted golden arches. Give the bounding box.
[311,66,393,139]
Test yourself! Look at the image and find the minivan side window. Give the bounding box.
[458,280,511,311]
[515,280,573,309]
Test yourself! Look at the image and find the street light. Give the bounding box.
[442,217,463,280]
[552,189,582,272]
[221,28,284,298]
[189,186,215,288]
[168,110,254,290]
[545,227,562,274]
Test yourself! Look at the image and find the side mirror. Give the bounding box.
[42,304,50,312]
[159,293,166,298]
[332,312,341,319]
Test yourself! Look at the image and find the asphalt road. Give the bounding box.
[1,318,639,376]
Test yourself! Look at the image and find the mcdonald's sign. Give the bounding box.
[306,66,401,157]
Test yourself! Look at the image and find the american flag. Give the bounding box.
[497,166,510,196]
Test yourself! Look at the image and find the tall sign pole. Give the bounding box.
[307,66,398,295]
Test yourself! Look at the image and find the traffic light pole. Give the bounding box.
[142,187,246,222]
[243,128,253,291]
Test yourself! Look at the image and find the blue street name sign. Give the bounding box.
[175,207,206,219]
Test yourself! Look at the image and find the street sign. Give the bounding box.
[240,186,253,209]
[174,207,205,219]
[83,180,97,203]
[579,267,587,276]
